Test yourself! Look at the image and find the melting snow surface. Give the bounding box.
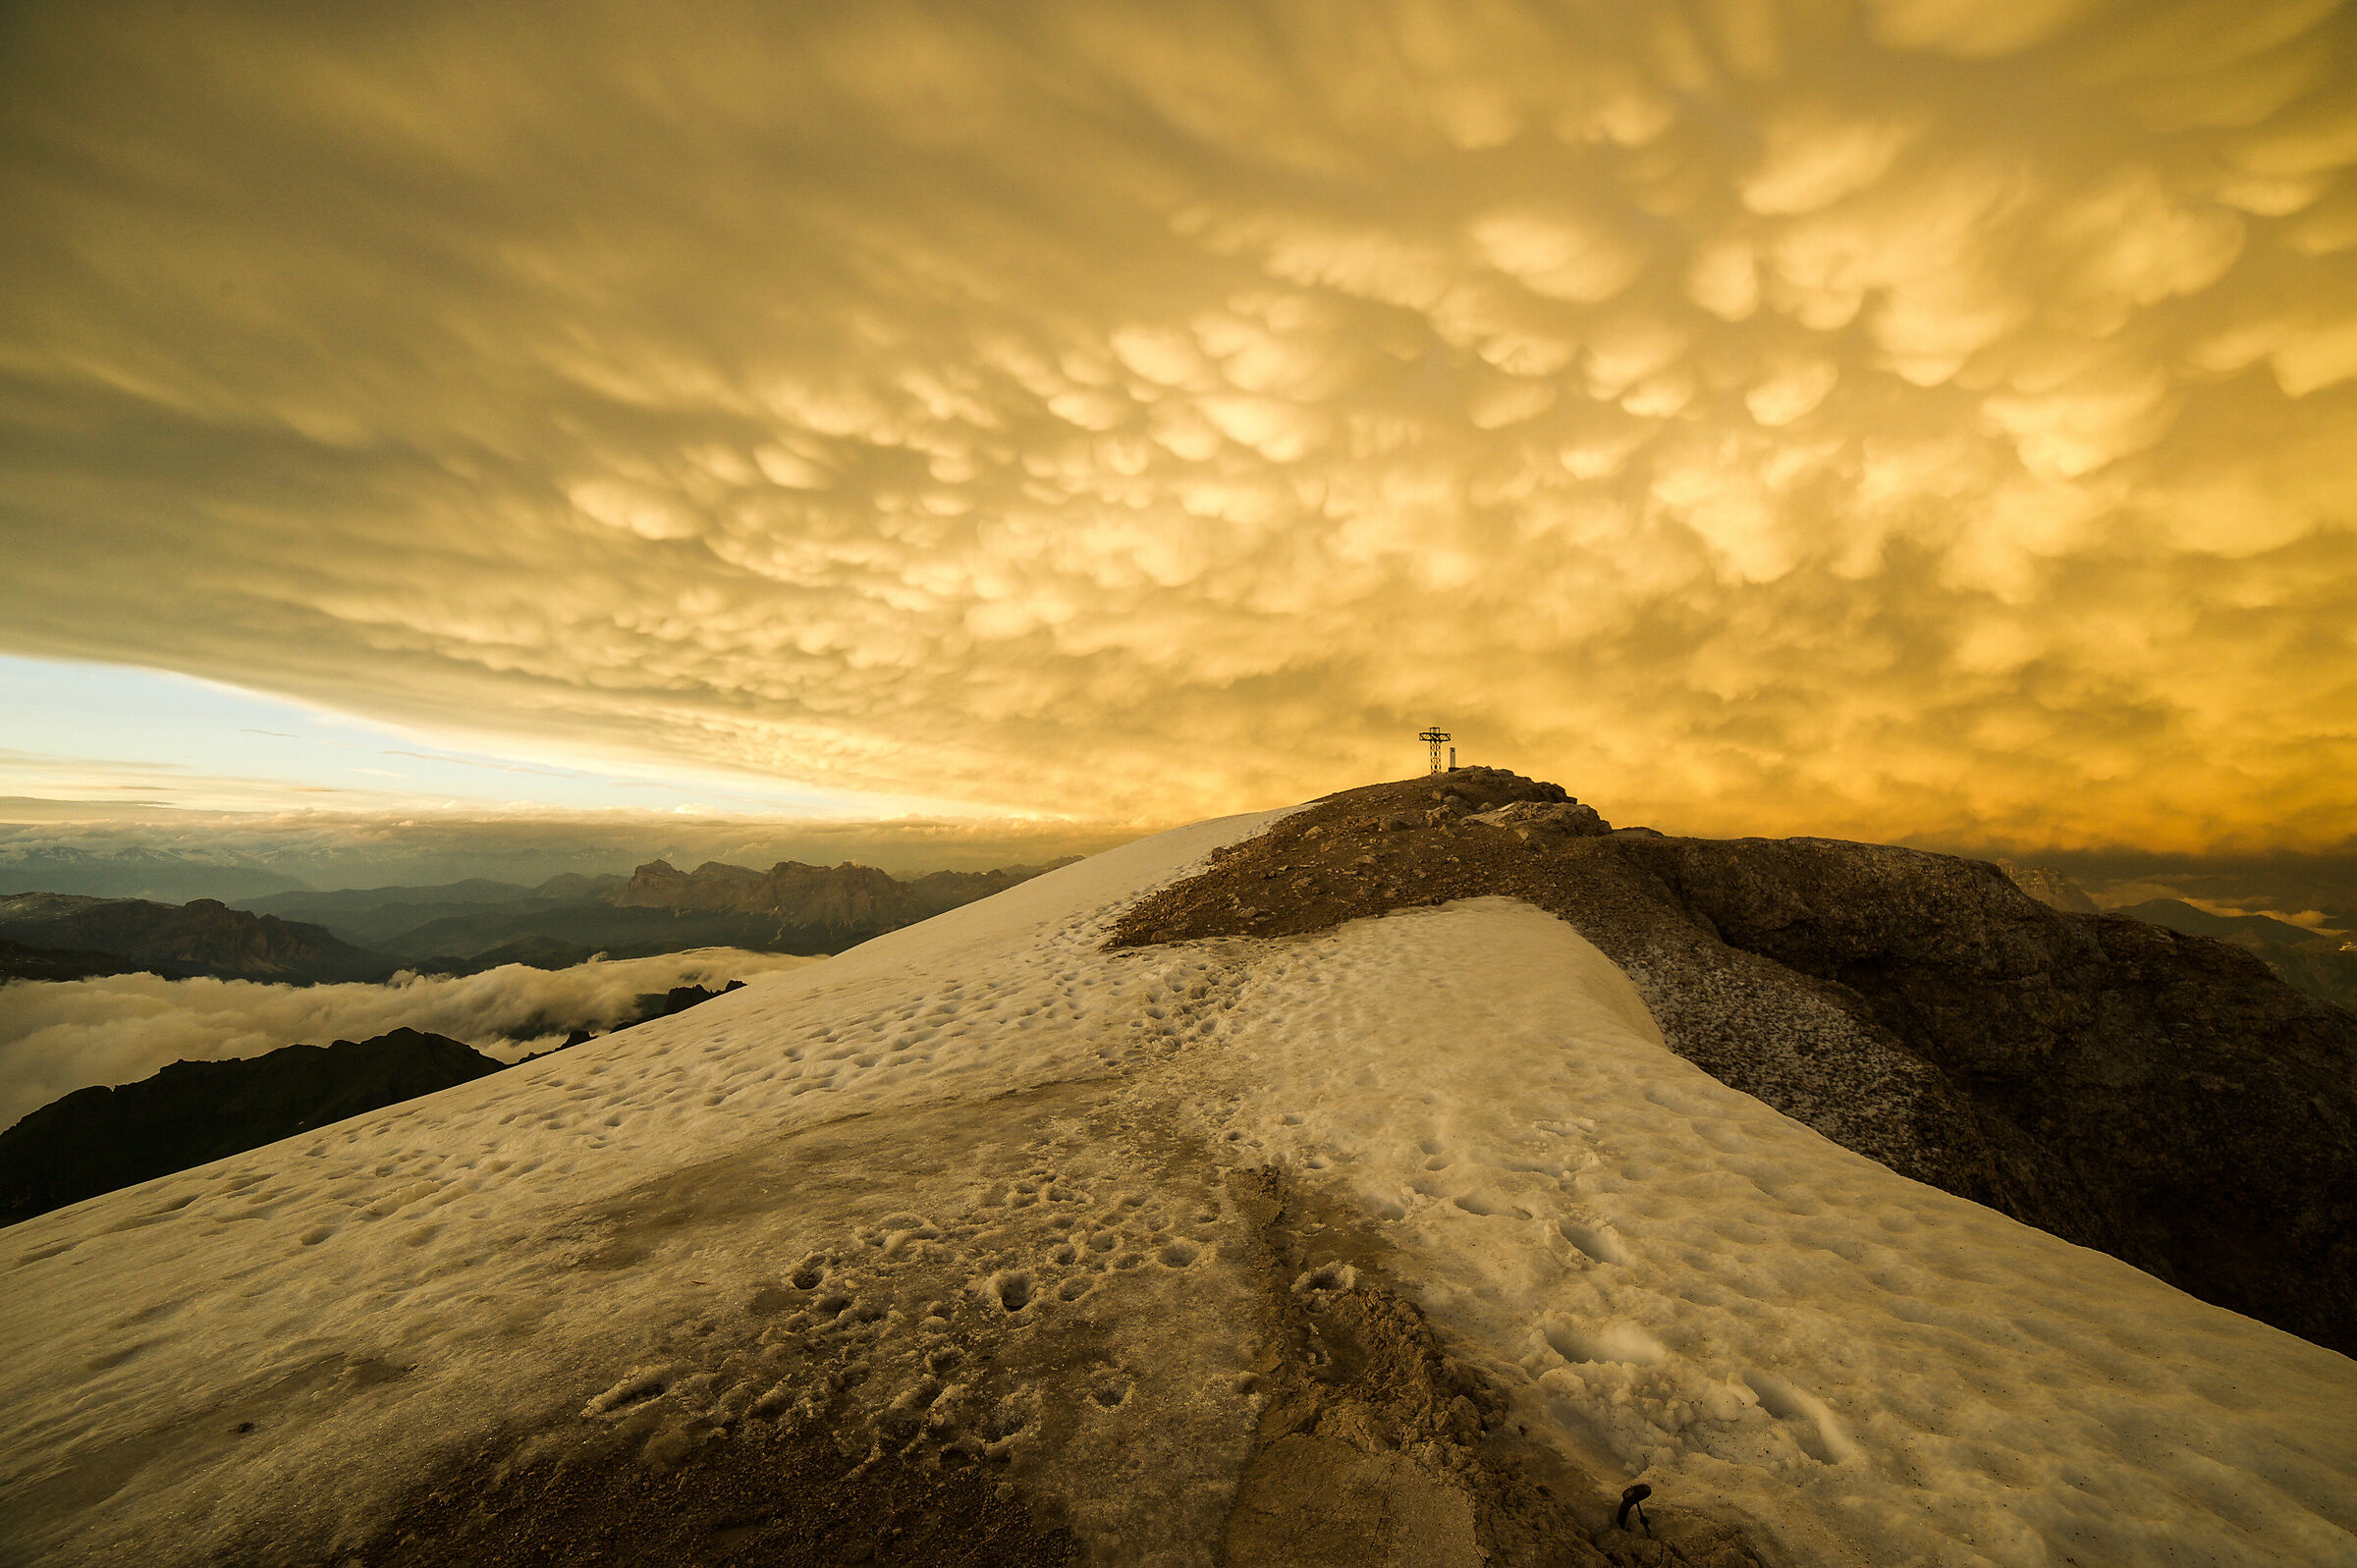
[3,811,2353,1567]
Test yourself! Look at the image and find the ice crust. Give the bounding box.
[2,810,2354,1566]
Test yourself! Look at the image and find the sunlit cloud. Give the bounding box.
[1,0,2351,851]
[0,952,822,1129]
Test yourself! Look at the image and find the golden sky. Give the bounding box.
[3,0,2353,851]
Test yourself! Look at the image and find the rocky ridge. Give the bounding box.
[7,803,2346,1568]
[1110,769,2357,1356]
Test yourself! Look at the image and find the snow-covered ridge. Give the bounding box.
[3,806,2353,1567]
[1114,769,2357,1360]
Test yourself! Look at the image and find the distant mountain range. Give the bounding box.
[0,892,393,982]
[2110,897,2357,1013]
[233,857,1076,968]
[0,855,1080,984]
[2001,863,2355,1013]
[0,844,309,903]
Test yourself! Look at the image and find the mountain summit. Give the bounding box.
[3,783,2351,1567]
[1114,769,2357,1356]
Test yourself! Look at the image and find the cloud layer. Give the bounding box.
[2,0,2352,848]
[0,805,1132,890]
[0,949,819,1130]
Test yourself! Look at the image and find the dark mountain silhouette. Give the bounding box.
[405,934,606,975]
[0,936,143,983]
[5,859,1074,981]
[508,979,747,1056]
[348,856,1079,963]
[0,983,754,1224]
[0,1028,506,1226]
[0,893,394,982]
[233,879,544,944]
[2116,896,2336,945]
[1114,768,2357,1357]
[528,871,630,901]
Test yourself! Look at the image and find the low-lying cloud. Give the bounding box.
[0,949,819,1131]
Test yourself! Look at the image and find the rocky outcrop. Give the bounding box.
[0,893,392,983]
[1110,770,2357,1357]
[617,858,908,922]
[0,1029,506,1226]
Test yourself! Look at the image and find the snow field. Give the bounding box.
[2,811,2353,1568]
[0,812,1289,1564]
[1202,897,2357,1567]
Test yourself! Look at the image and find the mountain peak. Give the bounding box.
[8,793,2351,1568]
[1113,771,2357,1356]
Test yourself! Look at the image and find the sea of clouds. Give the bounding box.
[0,949,821,1132]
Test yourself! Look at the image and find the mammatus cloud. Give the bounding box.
[1,0,2351,849]
[0,950,820,1129]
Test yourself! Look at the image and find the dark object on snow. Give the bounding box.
[0,1027,505,1225]
[1617,1483,1652,1533]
